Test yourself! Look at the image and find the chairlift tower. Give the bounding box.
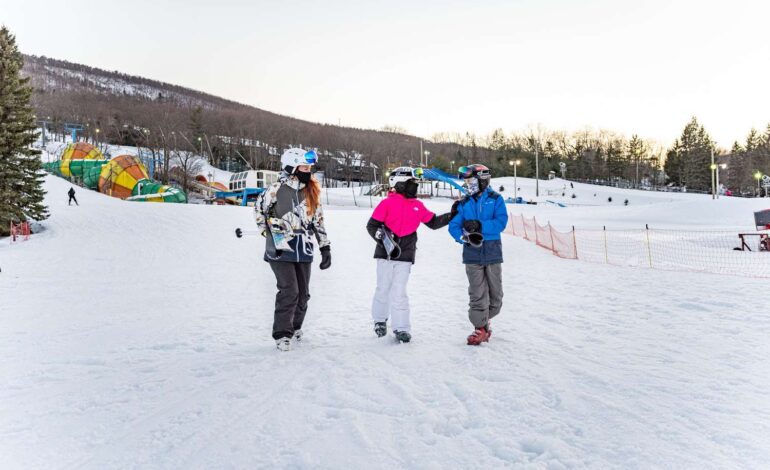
[64,123,84,143]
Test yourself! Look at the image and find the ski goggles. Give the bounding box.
[391,167,423,179]
[303,150,318,165]
[458,164,490,179]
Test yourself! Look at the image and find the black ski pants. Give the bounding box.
[68,195,78,206]
[269,261,312,339]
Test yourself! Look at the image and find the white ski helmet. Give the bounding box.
[388,166,423,188]
[281,148,317,174]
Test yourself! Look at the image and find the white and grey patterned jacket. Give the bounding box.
[254,175,330,262]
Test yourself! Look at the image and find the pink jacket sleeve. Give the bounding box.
[417,201,435,223]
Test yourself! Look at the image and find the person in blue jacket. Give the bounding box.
[448,164,509,345]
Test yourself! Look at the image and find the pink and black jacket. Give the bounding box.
[366,191,453,263]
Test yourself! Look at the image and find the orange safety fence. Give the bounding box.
[10,221,31,242]
[507,212,770,278]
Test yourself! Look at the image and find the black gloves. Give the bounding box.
[319,245,332,270]
[450,200,461,218]
[462,220,483,247]
[463,220,482,233]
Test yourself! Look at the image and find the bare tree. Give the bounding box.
[174,131,206,195]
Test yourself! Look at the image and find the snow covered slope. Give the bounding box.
[1,175,769,468]
[492,176,770,230]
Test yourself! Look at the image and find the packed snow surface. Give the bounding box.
[1,175,769,469]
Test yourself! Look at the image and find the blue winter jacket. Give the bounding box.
[448,188,509,264]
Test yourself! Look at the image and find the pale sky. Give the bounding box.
[3,0,770,147]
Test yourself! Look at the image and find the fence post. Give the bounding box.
[548,222,556,254]
[645,224,653,268]
[603,226,609,264]
[351,187,357,207]
[325,187,330,206]
[522,214,529,241]
[509,211,515,235]
[572,225,578,260]
[534,216,539,244]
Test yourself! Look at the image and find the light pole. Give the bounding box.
[450,160,455,174]
[198,136,203,159]
[509,159,520,200]
[755,171,762,196]
[424,150,430,168]
[715,163,726,198]
[710,149,716,199]
[534,139,540,197]
[419,139,424,166]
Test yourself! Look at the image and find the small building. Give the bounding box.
[324,151,379,185]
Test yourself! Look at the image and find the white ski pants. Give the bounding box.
[371,259,412,332]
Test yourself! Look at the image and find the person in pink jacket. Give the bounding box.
[365,167,458,343]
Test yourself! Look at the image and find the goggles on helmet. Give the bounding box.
[457,164,490,179]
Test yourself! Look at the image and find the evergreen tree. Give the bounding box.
[627,134,647,188]
[745,128,761,151]
[0,26,48,236]
[487,128,509,175]
[604,137,625,184]
[763,124,770,148]
[663,142,683,186]
[664,117,713,191]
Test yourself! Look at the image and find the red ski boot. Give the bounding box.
[467,325,491,345]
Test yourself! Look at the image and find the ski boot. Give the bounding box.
[374,322,387,338]
[394,330,411,343]
[275,337,291,352]
[292,329,303,343]
[467,325,491,346]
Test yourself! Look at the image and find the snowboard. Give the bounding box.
[378,227,402,259]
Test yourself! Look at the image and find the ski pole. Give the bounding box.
[234,227,261,238]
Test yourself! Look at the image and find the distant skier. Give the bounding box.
[254,148,331,352]
[448,164,509,346]
[365,167,456,343]
[68,187,78,206]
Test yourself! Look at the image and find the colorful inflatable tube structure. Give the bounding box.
[98,155,186,203]
[45,143,186,203]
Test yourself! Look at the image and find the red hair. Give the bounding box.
[304,176,321,216]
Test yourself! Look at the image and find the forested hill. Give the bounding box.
[21,54,486,171]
